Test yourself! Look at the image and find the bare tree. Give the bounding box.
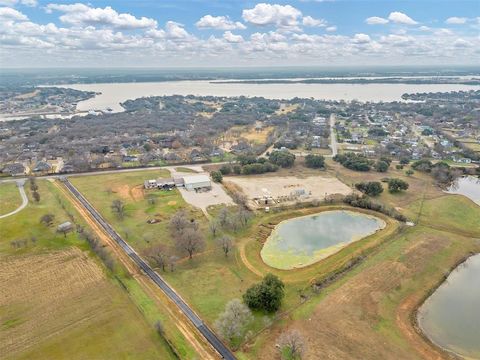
[236,208,253,227]
[278,329,306,360]
[40,213,55,226]
[32,190,40,202]
[168,255,179,272]
[146,245,169,271]
[218,206,230,227]
[169,210,189,234]
[209,219,219,237]
[176,227,205,259]
[218,235,234,257]
[231,191,248,208]
[214,298,253,345]
[29,177,38,192]
[111,199,126,220]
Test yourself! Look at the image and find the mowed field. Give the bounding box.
[0,182,22,215]
[0,180,176,359]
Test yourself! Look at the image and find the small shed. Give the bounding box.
[57,221,73,233]
[183,175,211,191]
[144,179,157,189]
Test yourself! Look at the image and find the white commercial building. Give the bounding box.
[183,175,212,191]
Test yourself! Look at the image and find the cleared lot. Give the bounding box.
[226,174,352,203]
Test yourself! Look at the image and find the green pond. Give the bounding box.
[418,255,480,359]
[261,210,385,270]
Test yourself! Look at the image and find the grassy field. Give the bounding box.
[70,170,203,254]
[67,164,480,359]
[0,180,176,359]
[0,182,22,216]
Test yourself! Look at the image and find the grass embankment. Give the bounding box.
[0,182,22,216]
[0,180,176,359]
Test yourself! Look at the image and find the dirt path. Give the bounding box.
[0,180,28,219]
[238,241,263,277]
[53,181,218,360]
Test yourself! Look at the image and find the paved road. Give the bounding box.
[0,161,230,184]
[61,179,235,360]
[329,113,338,157]
[0,180,28,219]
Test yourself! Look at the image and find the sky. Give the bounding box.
[0,0,479,68]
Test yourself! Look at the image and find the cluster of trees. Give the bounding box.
[355,181,383,197]
[220,156,279,176]
[78,226,115,271]
[304,154,325,169]
[29,177,40,202]
[212,206,253,235]
[169,210,205,259]
[412,160,462,185]
[243,273,285,312]
[269,151,296,168]
[333,152,372,171]
[111,199,126,220]
[343,193,407,222]
[144,244,179,272]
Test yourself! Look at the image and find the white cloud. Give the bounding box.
[302,15,326,27]
[365,16,388,25]
[380,34,414,46]
[45,3,157,29]
[242,3,302,30]
[419,25,430,31]
[223,31,243,43]
[445,17,467,25]
[388,12,418,25]
[0,0,37,6]
[352,33,371,44]
[164,21,191,40]
[196,15,246,30]
[453,38,471,47]
[0,6,28,20]
[326,26,337,32]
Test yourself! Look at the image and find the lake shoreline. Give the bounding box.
[413,252,480,360]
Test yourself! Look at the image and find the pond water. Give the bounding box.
[446,176,480,206]
[418,255,480,359]
[260,210,385,270]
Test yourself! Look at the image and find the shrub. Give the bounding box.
[388,178,409,193]
[375,160,389,173]
[304,154,325,169]
[210,171,223,183]
[355,181,383,197]
[333,152,372,171]
[269,150,296,168]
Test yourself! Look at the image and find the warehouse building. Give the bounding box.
[182,175,212,191]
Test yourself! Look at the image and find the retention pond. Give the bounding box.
[260,210,385,270]
[418,255,480,359]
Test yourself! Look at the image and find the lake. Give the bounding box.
[261,210,385,270]
[56,81,480,112]
[417,255,480,359]
[446,176,480,206]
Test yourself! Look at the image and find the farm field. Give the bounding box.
[0,182,22,216]
[0,180,176,360]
